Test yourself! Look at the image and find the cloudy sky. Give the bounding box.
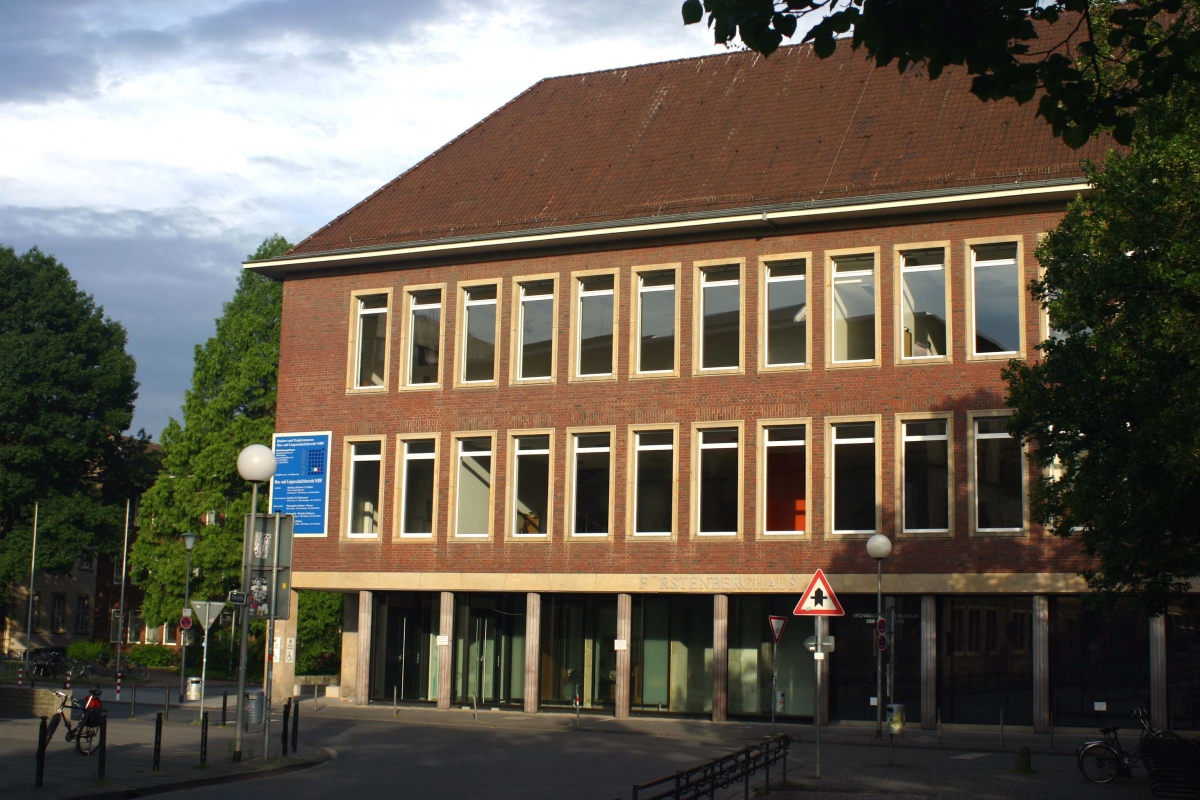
[1,0,723,439]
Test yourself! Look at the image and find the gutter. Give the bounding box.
[245,178,1090,277]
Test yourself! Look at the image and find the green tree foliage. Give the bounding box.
[1004,82,1200,612]
[0,245,155,600]
[682,0,1200,146]
[295,590,342,675]
[131,235,291,624]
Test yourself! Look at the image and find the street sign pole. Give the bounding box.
[815,616,824,779]
[771,639,777,736]
[263,513,281,759]
[189,602,225,724]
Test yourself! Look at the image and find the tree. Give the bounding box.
[131,235,291,625]
[682,0,1200,146]
[1003,80,1200,612]
[0,245,154,600]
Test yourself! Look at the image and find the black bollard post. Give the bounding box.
[153,712,163,772]
[200,711,209,766]
[281,698,291,756]
[290,697,299,754]
[98,713,107,780]
[163,686,170,722]
[221,691,228,727]
[35,716,48,788]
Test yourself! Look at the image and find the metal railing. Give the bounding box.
[632,733,792,800]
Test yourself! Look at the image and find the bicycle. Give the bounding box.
[45,689,104,755]
[1077,707,1179,783]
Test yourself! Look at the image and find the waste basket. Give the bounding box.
[186,677,201,701]
[245,689,265,724]
[886,703,906,735]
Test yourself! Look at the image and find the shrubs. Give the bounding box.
[127,644,179,667]
[66,641,112,663]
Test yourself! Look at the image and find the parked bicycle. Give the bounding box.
[45,689,104,755]
[1077,707,1179,783]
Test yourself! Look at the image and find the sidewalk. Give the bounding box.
[0,690,328,800]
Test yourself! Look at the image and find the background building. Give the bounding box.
[250,45,1200,730]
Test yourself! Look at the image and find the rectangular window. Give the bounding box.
[571,432,611,536]
[51,594,66,632]
[347,440,383,537]
[74,596,90,634]
[832,254,876,363]
[832,421,877,533]
[128,609,145,644]
[407,289,442,386]
[461,285,498,383]
[576,275,615,377]
[974,417,1023,531]
[454,436,493,537]
[400,438,436,537]
[902,419,950,532]
[353,293,389,389]
[512,434,551,536]
[633,430,674,536]
[517,281,555,380]
[765,259,807,367]
[109,608,121,643]
[697,427,739,536]
[763,424,806,535]
[900,249,947,359]
[636,269,676,373]
[699,265,741,370]
[971,242,1022,355]
[79,553,94,570]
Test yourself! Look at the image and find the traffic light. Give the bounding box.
[877,616,888,652]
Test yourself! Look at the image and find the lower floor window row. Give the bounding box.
[345,414,1025,539]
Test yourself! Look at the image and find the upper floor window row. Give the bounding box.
[345,240,1026,392]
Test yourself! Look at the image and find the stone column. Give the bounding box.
[523,592,540,714]
[437,591,454,710]
[712,594,728,722]
[921,595,937,730]
[1032,595,1050,733]
[339,592,359,703]
[616,593,632,719]
[355,590,372,705]
[1150,614,1168,728]
[269,587,300,704]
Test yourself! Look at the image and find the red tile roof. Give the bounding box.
[291,43,1112,257]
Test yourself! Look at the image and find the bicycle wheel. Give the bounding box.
[1079,742,1121,783]
[74,723,98,755]
[129,662,150,681]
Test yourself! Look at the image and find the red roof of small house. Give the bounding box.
[290,43,1112,257]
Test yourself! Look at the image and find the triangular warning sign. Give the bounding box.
[768,615,787,645]
[793,569,845,616]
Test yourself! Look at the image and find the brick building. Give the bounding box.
[251,45,1200,729]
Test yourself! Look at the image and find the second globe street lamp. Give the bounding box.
[179,531,196,703]
[866,533,892,740]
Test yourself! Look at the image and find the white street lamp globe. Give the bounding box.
[866,533,892,560]
[181,532,197,551]
[237,444,277,483]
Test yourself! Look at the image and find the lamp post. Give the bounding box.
[179,532,197,703]
[866,533,892,740]
[234,444,276,762]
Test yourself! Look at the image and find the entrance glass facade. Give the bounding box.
[539,594,616,709]
[1049,597,1151,727]
[938,595,1032,725]
[454,593,527,706]
[728,596,815,717]
[831,595,921,723]
[371,592,439,702]
[631,595,713,713]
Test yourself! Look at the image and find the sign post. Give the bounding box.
[768,615,787,735]
[189,601,225,722]
[794,570,845,779]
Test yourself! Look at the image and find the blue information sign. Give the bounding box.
[269,432,331,536]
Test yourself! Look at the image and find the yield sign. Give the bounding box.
[768,615,787,645]
[190,601,226,630]
[793,569,845,616]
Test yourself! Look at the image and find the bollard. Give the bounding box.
[115,672,122,702]
[18,667,23,689]
[1000,707,1005,749]
[290,697,299,755]
[98,713,107,780]
[200,711,209,766]
[281,698,291,756]
[35,716,47,788]
[153,712,163,771]
[163,686,170,722]
[130,683,137,719]
[221,691,228,727]
[393,685,397,716]
[65,670,72,691]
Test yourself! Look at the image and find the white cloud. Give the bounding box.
[1,0,723,438]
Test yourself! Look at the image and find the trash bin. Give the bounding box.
[887,703,906,735]
[186,677,202,701]
[245,689,265,725]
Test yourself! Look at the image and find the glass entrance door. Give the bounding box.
[454,594,526,707]
[373,592,436,702]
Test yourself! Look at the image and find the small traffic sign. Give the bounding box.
[793,569,845,616]
[191,601,226,630]
[769,615,787,645]
[179,616,192,630]
[803,635,836,653]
